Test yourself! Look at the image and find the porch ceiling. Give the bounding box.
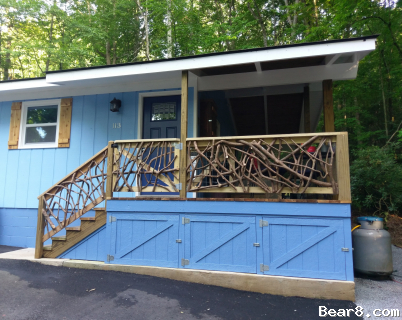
[0,36,377,101]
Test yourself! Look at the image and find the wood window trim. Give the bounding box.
[8,98,72,150]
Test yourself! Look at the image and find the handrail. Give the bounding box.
[38,146,108,200]
[37,146,108,244]
[111,140,180,193]
[186,132,340,141]
[186,132,351,200]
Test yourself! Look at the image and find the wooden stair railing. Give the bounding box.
[35,145,111,259]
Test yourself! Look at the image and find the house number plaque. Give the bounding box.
[113,123,121,129]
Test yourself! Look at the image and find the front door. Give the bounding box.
[143,95,181,139]
[142,95,181,195]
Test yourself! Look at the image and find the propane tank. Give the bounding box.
[352,216,393,276]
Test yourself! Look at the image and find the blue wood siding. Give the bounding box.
[0,208,37,247]
[0,88,194,209]
[106,200,354,281]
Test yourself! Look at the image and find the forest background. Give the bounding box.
[1,0,402,220]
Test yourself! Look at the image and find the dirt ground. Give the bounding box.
[386,214,402,248]
[352,211,402,248]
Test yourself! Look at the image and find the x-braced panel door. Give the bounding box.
[108,213,180,268]
[182,215,257,273]
[260,217,346,280]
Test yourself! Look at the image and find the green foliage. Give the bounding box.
[0,0,402,215]
[350,144,402,217]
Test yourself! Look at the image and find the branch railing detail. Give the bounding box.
[35,133,350,258]
[111,139,180,193]
[186,134,339,194]
[38,147,108,242]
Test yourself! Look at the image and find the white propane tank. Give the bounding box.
[352,216,393,276]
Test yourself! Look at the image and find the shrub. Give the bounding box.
[350,144,402,217]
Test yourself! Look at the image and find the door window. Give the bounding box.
[151,102,177,121]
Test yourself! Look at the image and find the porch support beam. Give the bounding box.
[179,70,188,198]
[303,86,311,133]
[323,79,335,132]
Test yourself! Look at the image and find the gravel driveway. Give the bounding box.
[355,245,402,319]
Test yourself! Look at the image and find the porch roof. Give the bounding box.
[0,36,377,101]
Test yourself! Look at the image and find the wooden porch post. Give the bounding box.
[34,196,45,259]
[323,79,334,132]
[106,141,114,200]
[179,71,188,198]
[303,86,311,133]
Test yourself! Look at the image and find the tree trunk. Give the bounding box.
[136,0,150,60]
[144,7,150,60]
[313,0,318,26]
[113,41,117,64]
[46,0,56,72]
[106,41,111,65]
[166,0,172,58]
[380,49,393,123]
[247,0,267,47]
[354,98,362,145]
[284,0,299,38]
[379,63,389,137]
[4,38,11,80]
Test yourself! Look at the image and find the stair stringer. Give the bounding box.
[58,225,107,260]
[43,209,107,259]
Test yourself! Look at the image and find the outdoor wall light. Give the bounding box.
[110,98,121,112]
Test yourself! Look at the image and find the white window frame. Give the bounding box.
[18,99,61,149]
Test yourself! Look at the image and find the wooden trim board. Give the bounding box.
[110,197,352,204]
[62,260,355,301]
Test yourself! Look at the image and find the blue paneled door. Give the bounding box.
[183,215,257,273]
[142,95,181,195]
[109,213,180,268]
[143,95,181,139]
[261,217,346,280]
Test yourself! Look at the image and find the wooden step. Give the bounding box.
[94,207,106,211]
[43,210,107,259]
[66,226,81,231]
[52,236,66,241]
[80,217,96,221]
[43,245,52,251]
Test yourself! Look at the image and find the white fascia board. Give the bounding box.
[0,78,59,91]
[45,39,375,84]
[198,62,358,91]
[0,76,182,102]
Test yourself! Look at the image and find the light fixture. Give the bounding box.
[110,98,121,112]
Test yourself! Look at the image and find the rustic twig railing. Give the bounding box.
[186,133,350,196]
[111,139,180,193]
[35,133,350,258]
[37,147,108,245]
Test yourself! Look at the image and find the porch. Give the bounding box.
[34,128,353,288]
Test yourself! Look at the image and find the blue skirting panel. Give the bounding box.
[105,200,354,281]
[0,208,37,247]
[58,226,106,261]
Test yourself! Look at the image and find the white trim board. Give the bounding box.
[44,39,375,84]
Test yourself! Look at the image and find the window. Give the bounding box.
[151,102,176,121]
[19,99,61,149]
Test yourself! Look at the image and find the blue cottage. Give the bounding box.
[0,36,378,301]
